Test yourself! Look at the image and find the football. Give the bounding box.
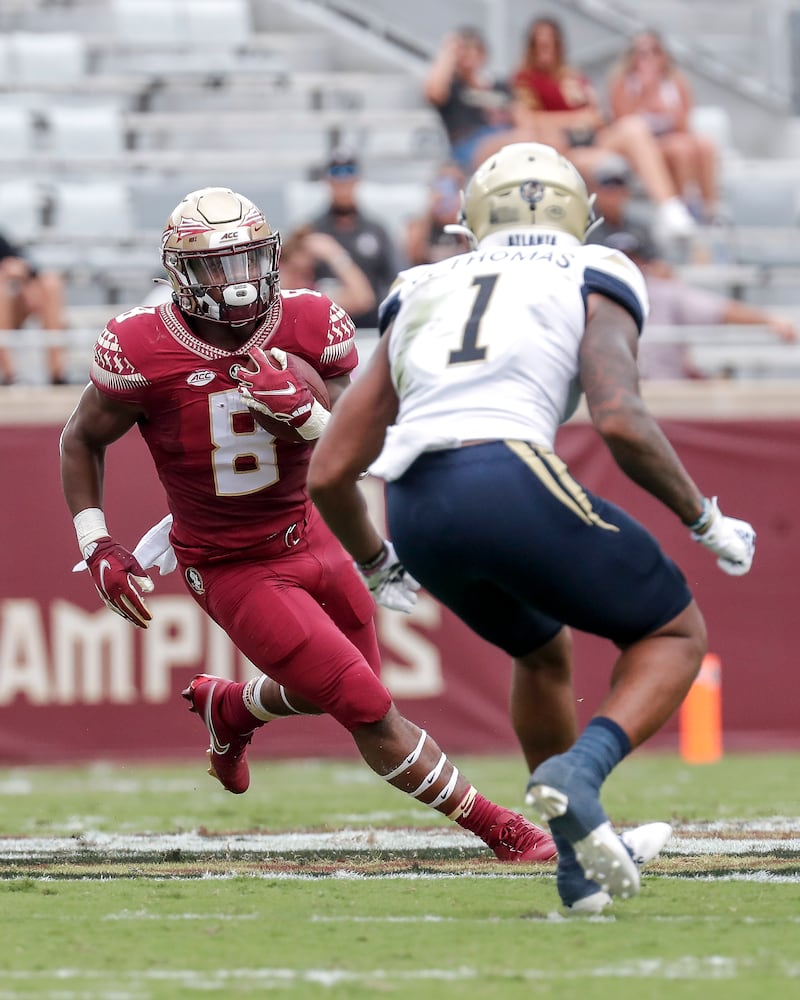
[241,351,331,444]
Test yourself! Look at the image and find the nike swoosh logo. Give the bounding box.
[258,382,296,396]
[204,682,231,755]
[98,559,112,597]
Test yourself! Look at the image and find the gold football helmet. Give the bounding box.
[460,142,595,246]
[161,187,281,327]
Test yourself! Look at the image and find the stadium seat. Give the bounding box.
[689,105,735,155]
[184,0,251,47]
[722,172,800,228]
[0,105,34,158]
[7,31,87,87]
[111,0,181,44]
[0,179,45,240]
[44,105,126,157]
[284,180,330,231]
[358,180,430,245]
[111,0,250,48]
[48,180,135,237]
[0,35,11,89]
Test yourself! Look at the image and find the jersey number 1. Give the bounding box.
[447,274,498,365]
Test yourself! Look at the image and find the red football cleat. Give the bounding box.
[181,673,255,794]
[485,809,558,863]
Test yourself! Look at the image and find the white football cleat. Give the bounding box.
[565,822,672,915]
[567,887,612,915]
[572,820,641,900]
[621,821,673,866]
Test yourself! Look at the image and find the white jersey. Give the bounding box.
[369,241,648,481]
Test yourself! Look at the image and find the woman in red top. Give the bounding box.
[512,18,696,244]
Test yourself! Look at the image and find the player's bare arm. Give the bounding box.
[309,332,398,563]
[580,293,705,526]
[60,384,143,514]
[323,372,352,409]
[60,385,154,628]
[309,330,419,614]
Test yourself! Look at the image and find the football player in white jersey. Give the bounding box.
[308,143,755,913]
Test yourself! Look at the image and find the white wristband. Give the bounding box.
[297,399,331,441]
[74,507,108,558]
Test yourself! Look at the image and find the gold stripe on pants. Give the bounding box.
[505,441,619,532]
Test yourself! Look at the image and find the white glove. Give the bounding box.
[691,497,755,576]
[357,540,421,614]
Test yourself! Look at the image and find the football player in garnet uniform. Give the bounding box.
[60,186,557,863]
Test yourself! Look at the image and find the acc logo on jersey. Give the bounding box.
[185,566,205,595]
[187,369,216,387]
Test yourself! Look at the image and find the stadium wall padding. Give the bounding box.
[0,417,797,762]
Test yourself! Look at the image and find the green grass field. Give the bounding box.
[1,751,798,999]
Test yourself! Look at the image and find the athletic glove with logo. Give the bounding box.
[690,497,756,576]
[357,540,421,614]
[85,537,154,628]
[237,347,322,437]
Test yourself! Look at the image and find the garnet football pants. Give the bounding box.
[181,509,392,729]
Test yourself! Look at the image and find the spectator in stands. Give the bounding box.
[280,225,376,319]
[0,231,67,385]
[306,149,398,330]
[587,156,661,244]
[600,227,798,378]
[424,26,514,176]
[404,161,470,266]
[470,92,562,173]
[511,17,697,247]
[607,30,719,222]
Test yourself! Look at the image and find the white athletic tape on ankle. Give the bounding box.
[410,752,447,799]
[447,784,478,821]
[431,766,459,808]
[382,729,428,782]
[242,676,280,722]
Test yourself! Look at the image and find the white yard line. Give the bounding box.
[3,956,798,985]
[0,824,799,859]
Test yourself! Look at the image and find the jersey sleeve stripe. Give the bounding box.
[90,360,149,392]
[378,290,401,334]
[321,337,355,364]
[582,266,645,333]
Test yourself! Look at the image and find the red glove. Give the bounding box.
[236,347,316,430]
[85,537,154,629]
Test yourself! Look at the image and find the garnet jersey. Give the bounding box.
[371,242,648,480]
[90,289,356,564]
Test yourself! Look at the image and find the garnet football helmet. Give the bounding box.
[460,142,596,247]
[161,187,281,327]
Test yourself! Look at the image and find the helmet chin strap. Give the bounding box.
[222,283,258,306]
